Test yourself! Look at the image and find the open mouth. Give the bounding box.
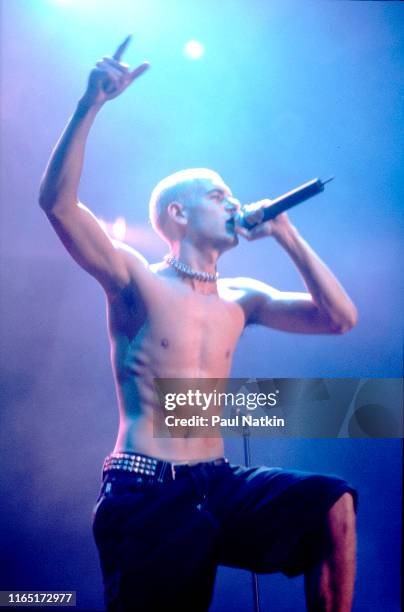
[226,218,236,231]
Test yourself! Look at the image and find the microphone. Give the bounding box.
[237,177,334,230]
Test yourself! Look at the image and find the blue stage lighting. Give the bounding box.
[49,0,75,5]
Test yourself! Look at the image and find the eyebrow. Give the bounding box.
[206,187,233,196]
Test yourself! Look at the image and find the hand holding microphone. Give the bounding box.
[236,177,334,239]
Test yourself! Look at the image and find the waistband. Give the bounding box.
[102,451,228,483]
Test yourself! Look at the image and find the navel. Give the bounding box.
[225,349,231,359]
[161,338,169,349]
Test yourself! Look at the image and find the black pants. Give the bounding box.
[93,459,357,612]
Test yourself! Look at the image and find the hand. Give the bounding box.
[81,35,150,108]
[236,204,295,242]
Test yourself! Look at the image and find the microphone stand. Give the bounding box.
[241,417,261,612]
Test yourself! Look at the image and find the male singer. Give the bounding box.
[39,37,358,612]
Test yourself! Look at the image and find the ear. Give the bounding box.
[167,202,188,226]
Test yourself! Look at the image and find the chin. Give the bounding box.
[218,233,239,252]
[229,234,239,248]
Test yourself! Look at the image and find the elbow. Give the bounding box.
[38,196,49,212]
[39,182,68,215]
[330,306,358,335]
[39,181,50,211]
[38,182,54,212]
[38,171,66,212]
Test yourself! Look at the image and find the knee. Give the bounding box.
[327,492,356,538]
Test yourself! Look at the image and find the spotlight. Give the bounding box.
[112,217,127,241]
[183,40,205,60]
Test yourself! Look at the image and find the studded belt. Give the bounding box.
[102,451,228,482]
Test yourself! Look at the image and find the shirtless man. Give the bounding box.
[39,37,358,612]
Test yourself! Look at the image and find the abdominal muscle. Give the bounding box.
[110,317,242,461]
[114,414,226,462]
[112,359,231,462]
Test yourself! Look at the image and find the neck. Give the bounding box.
[164,241,220,294]
[170,241,219,276]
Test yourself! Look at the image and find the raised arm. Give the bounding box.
[236,212,358,334]
[39,36,150,295]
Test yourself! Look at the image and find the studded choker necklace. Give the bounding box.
[164,254,219,283]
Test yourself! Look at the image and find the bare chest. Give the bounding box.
[148,285,245,356]
[108,276,246,374]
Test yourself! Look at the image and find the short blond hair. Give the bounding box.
[149,168,223,243]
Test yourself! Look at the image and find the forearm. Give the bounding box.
[276,225,357,332]
[39,99,102,212]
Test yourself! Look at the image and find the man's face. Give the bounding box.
[184,178,241,251]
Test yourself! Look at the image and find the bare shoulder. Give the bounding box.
[112,240,151,279]
[218,276,278,323]
[218,276,279,300]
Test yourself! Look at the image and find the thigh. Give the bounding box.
[93,473,218,612]
[214,465,357,577]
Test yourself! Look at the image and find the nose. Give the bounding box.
[225,197,241,213]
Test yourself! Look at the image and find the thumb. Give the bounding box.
[129,61,151,82]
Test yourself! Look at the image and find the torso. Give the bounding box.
[107,262,254,461]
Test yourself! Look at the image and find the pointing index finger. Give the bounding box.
[112,34,132,61]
